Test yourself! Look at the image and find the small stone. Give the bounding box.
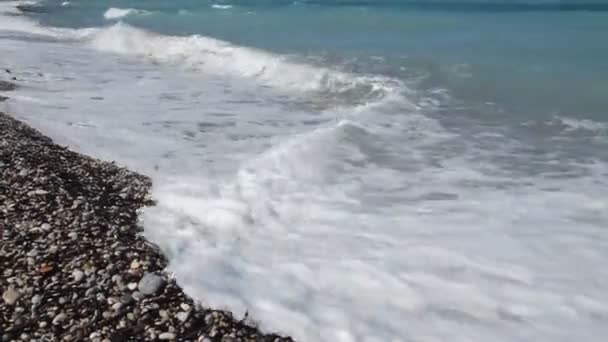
[158,332,176,340]
[68,232,78,240]
[52,313,67,325]
[131,291,145,302]
[222,336,236,342]
[31,294,42,305]
[84,265,96,276]
[138,273,164,295]
[102,311,111,319]
[72,269,84,283]
[127,282,138,291]
[158,310,169,319]
[2,287,20,305]
[180,303,191,311]
[177,311,189,323]
[120,294,133,304]
[130,260,141,269]
[41,223,51,231]
[112,302,123,311]
[39,321,48,328]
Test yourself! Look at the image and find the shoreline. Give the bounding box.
[0,109,294,342]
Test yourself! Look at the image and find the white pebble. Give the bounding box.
[158,332,176,340]
[130,260,141,269]
[72,269,84,283]
[177,311,189,323]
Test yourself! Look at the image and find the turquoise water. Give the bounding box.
[26,0,608,121]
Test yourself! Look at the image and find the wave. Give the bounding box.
[84,23,405,106]
[103,7,148,20]
[1,2,407,108]
[211,4,234,10]
[553,116,608,133]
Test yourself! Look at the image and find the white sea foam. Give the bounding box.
[555,116,608,133]
[211,4,233,10]
[61,1,70,7]
[103,7,147,20]
[84,23,403,105]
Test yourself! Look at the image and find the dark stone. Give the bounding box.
[0,81,16,91]
[16,4,48,14]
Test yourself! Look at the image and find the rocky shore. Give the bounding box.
[0,104,294,342]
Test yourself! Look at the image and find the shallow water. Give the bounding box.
[2,1,608,341]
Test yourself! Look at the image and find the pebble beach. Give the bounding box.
[0,81,294,341]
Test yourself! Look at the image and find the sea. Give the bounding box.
[1,1,608,341]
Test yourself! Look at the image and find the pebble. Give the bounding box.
[158,332,176,340]
[2,287,20,305]
[52,313,67,325]
[177,311,190,323]
[72,269,84,282]
[127,282,138,291]
[31,294,42,305]
[138,272,164,295]
[131,291,145,302]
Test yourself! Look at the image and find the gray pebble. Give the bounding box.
[31,294,42,305]
[138,273,164,295]
[131,291,145,302]
[52,312,67,325]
